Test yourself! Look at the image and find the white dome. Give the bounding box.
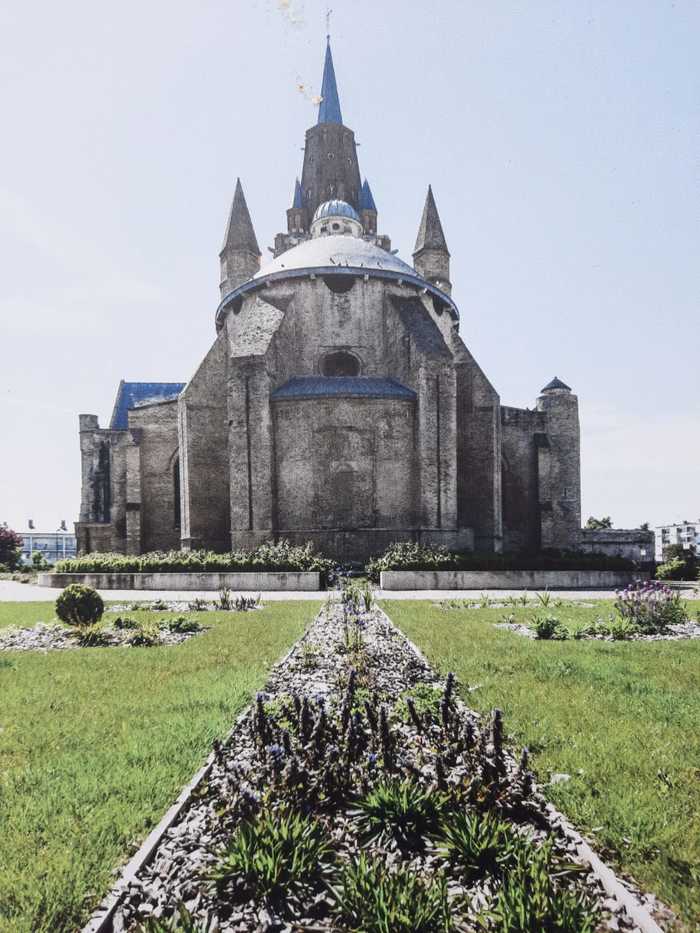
[255,235,415,278]
[313,199,361,222]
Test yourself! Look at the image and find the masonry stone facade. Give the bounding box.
[76,41,585,562]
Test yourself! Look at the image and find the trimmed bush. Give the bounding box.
[367,542,636,582]
[55,539,334,580]
[55,584,104,627]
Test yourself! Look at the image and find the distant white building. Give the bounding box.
[20,521,77,565]
[655,520,699,561]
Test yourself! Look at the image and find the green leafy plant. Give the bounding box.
[164,616,202,634]
[127,625,160,647]
[329,853,452,933]
[209,806,333,911]
[615,580,686,633]
[479,840,596,932]
[138,904,217,932]
[55,584,104,627]
[536,591,552,608]
[112,616,139,630]
[74,624,109,647]
[531,615,569,640]
[438,810,523,882]
[352,778,444,850]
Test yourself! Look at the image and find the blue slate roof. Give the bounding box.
[317,40,343,125]
[541,376,572,393]
[359,179,377,212]
[110,381,185,429]
[292,178,303,209]
[271,376,416,401]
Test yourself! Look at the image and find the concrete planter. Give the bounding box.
[380,569,646,591]
[38,571,321,592]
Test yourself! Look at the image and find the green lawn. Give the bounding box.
[0,600,317,933]
[384,599,700,928]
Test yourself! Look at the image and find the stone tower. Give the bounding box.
[299,40,362,218]
[219,179,261,298]
[413,185,451,296]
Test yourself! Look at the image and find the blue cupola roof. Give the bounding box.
[359,179,377,212]
[292,178,303,209]
[317,39,343,125]
[313,199,360,222]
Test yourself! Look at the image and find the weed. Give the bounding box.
[112,616,139,630]
[531,615,569,640]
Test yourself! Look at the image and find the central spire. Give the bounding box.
[317,38,343,125]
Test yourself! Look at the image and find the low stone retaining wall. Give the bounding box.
[380,569,646,590]
[37,571,322,592]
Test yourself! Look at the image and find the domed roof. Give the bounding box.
[255,234,415,278]
[313,199,360,223]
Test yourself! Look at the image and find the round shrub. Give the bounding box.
[55,584,104,627]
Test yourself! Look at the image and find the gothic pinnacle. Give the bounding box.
[221,178,260,258]
[414,185,449,256]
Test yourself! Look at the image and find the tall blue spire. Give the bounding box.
[317,38,343,125]
[292,178,303,209]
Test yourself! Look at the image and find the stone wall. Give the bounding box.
[500,406,544,552]
[580,528,655,563]
[128,400,180,553]
[179,334,230,551]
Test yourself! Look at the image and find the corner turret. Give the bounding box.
[220,179,261,297]
[359,179,378,235]
[413,185,451,295]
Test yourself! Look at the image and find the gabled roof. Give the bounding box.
[317,39,343,125]
[414,185,449,255]
[359,179,377,212]
[271,376,416,401]
[110,381,185,430]
[541,376,572,393]
[221,178,260,256]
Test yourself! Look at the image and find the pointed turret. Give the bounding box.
[299,41,361,217]
[359,179,378,234]
[318,39,343,125]
[219,179,261,297]
[413,185,451,295]
[286,178,307,235]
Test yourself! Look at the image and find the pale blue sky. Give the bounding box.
[0,0,698,535]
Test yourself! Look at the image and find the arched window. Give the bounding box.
[321,350,361,377]
[173,458,181,529]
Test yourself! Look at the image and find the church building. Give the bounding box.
[76,41,582,561]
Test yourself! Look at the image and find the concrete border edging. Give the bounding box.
[38,571,321,592]
[380,569,646,591]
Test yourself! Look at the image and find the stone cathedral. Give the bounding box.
[76,41,582,561]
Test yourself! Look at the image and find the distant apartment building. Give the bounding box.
[655,520,700,561]
[20,522,77,565]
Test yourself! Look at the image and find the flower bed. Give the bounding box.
[0,617,206,652]
[86,598,669,931]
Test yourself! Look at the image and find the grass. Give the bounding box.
[384,599,700,927]
[0,599,318,933]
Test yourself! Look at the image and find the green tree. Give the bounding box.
[585,516,613,530]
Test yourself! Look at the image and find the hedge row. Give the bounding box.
[55,541,334,576]
[57,539,638,580]
[365,542,637,582]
